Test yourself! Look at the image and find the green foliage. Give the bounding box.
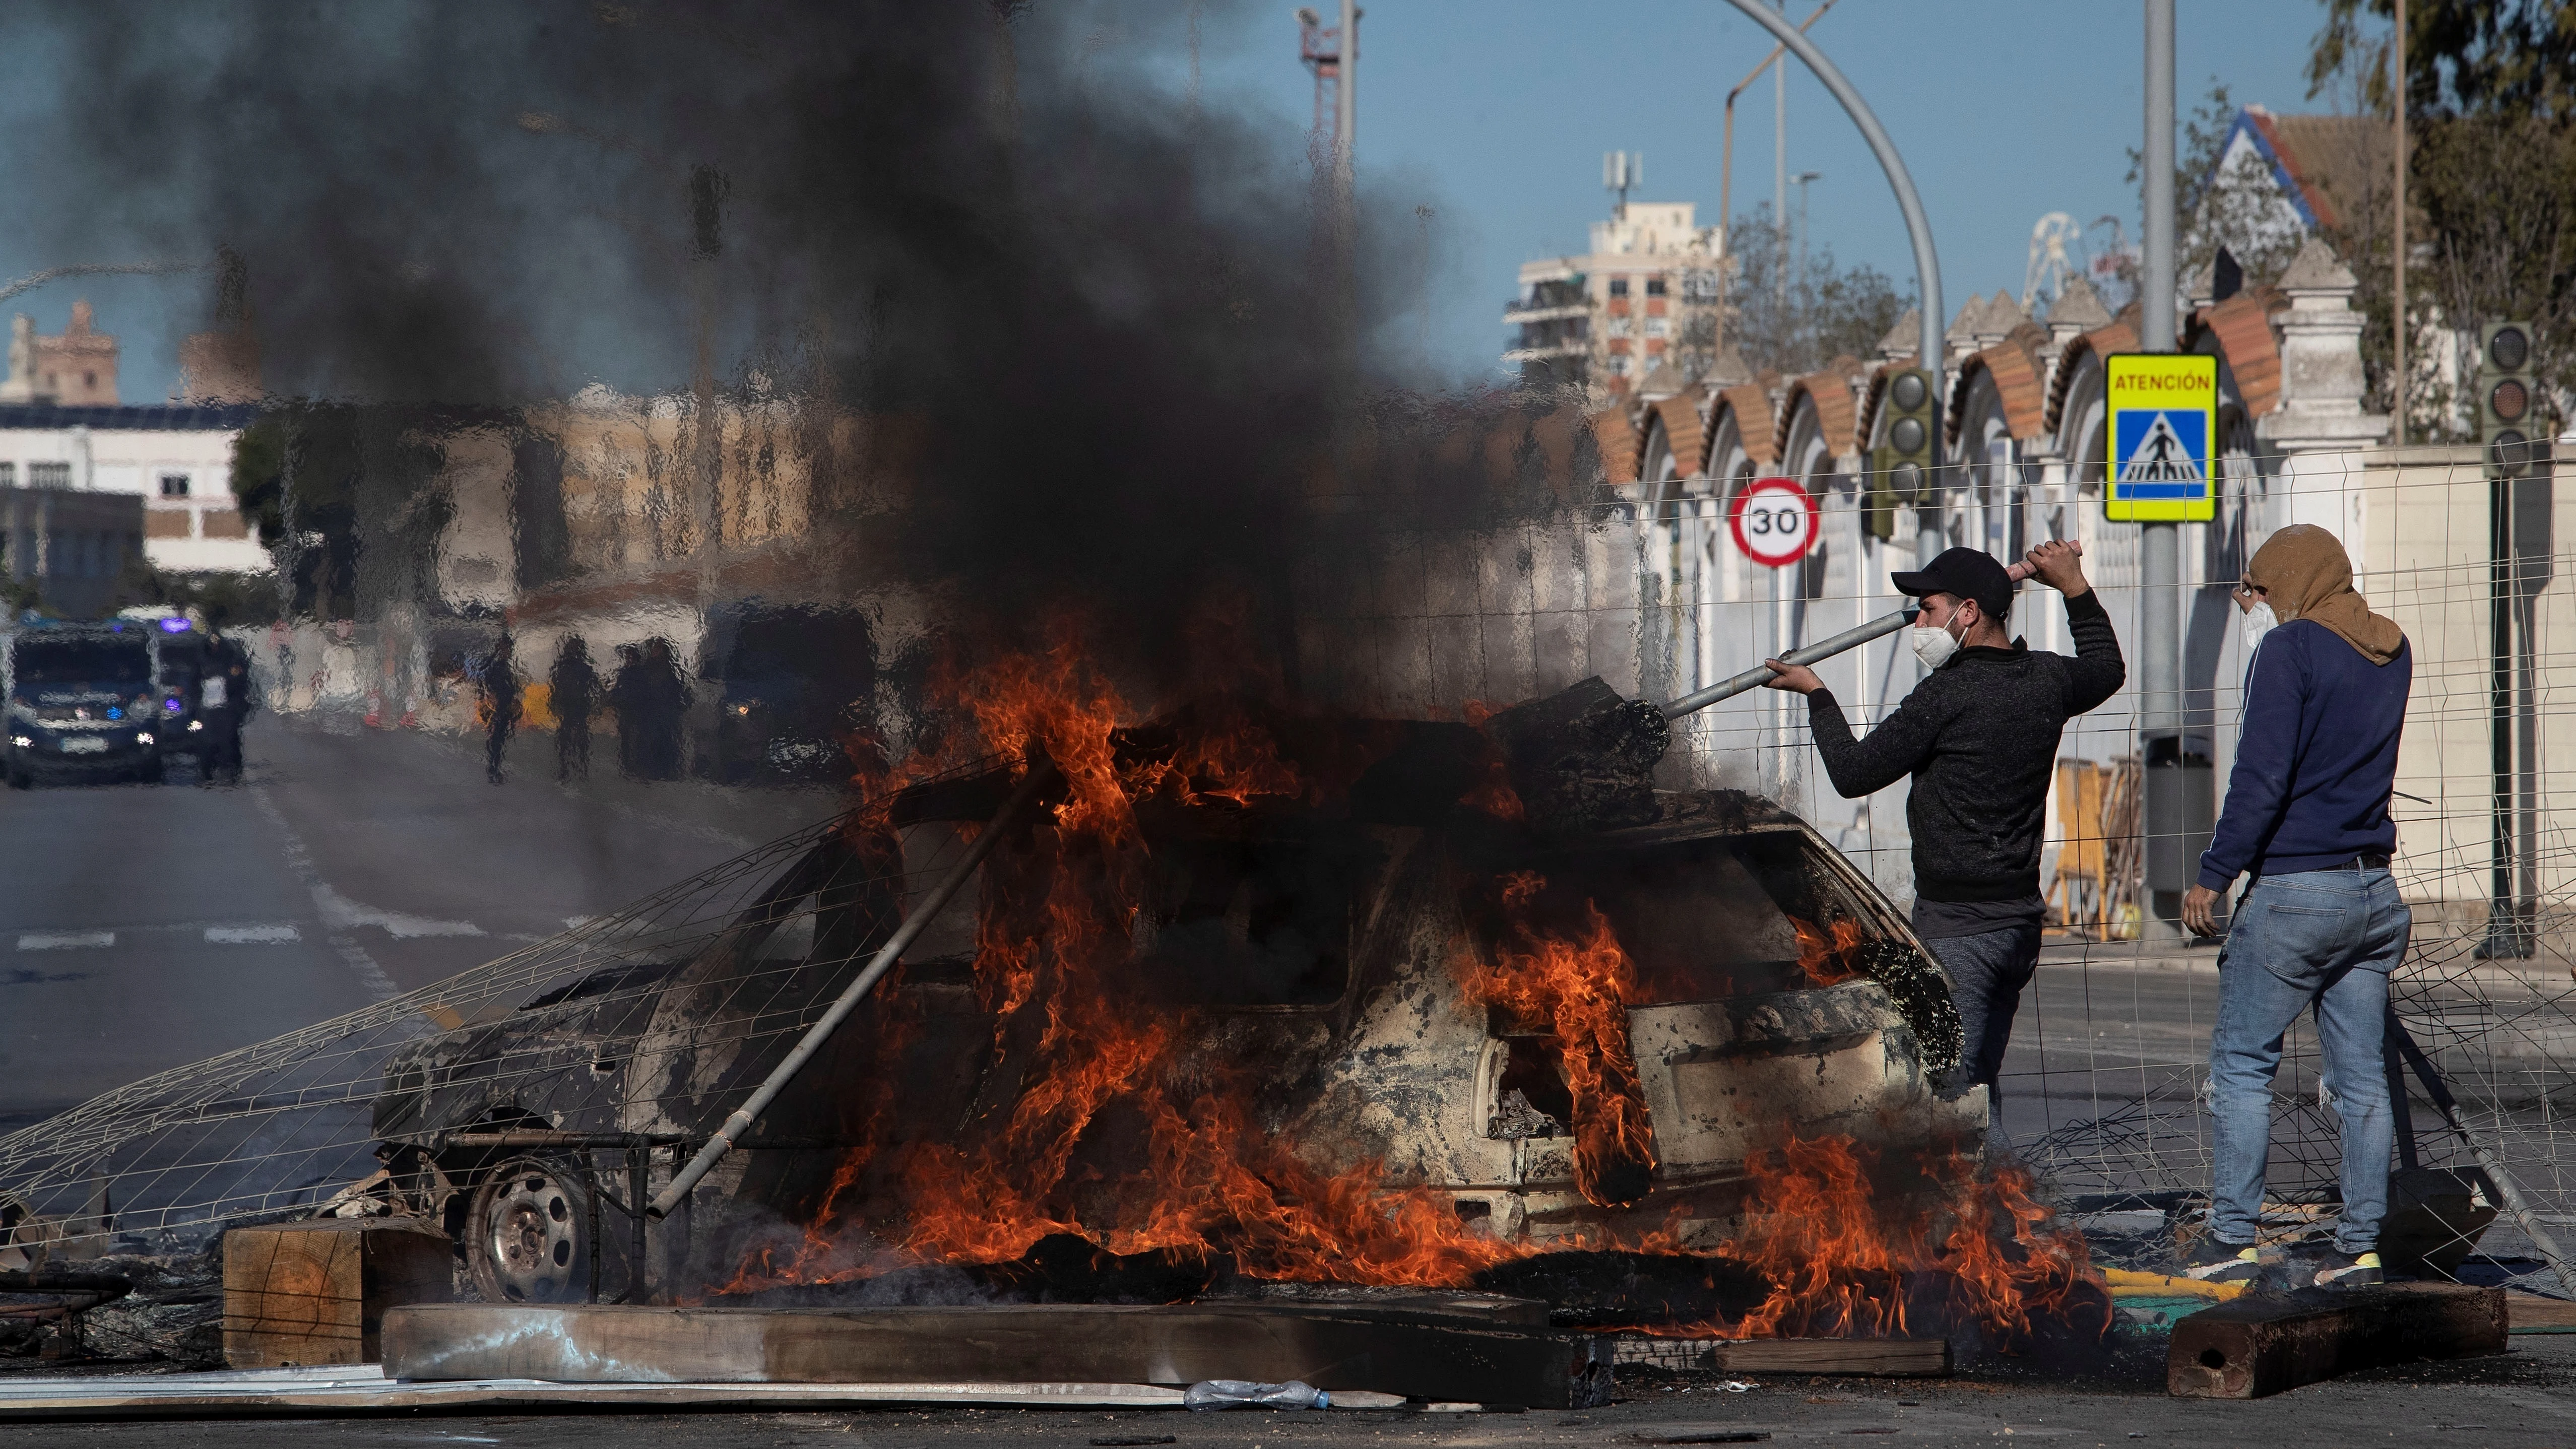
[1720,205,1912,379]
[110,558,280,627]
[2311,0,2576,121]
[2302,1,2576,431]
[230,414,288,550]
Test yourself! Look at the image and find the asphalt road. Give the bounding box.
[5,1334,2576,1447]
[0,717,840,1133]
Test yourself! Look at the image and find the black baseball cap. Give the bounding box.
[1891,547,2014,619]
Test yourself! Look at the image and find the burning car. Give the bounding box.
[360,699,1982,1309]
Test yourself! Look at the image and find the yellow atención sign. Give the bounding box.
[2104,353,2218,522]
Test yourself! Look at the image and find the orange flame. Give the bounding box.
[1455,873,1659,1207]
[1701,1133,2105,1343]
[738,628,2102,1350]
[1792,915,1865,986]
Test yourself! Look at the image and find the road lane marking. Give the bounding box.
[206,924,301,945]
[250,786,401,1002]
[17,931,111,950]
[311,884,482,940]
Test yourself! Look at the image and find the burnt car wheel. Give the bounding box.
[466,1156,593,1303]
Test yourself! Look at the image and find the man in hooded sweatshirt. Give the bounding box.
[1763,540,2122,1097]
[2180,524,2412,1290]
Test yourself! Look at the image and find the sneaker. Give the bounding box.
[2182,1238,2274,1283]
[2307,1249,2384,1288]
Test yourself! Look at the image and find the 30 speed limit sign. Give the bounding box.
[1728,476,1819,568]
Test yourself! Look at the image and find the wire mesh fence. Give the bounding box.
[0,757,999,1278]
[2,435,2571,1298]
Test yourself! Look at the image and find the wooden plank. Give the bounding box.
[1614,1334,1948,1377]
[382,1301,1614,1409]
[222,1219,453,1368]
[0,1365,1192,1420]
[1712,1338,1949,1377]
[2167,1282,2505,1399]
[2506,1290,2576,1333]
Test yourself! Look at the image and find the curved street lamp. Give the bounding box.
[1718,0,1945,565]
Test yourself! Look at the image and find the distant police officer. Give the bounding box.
[1762,542,2124,1095]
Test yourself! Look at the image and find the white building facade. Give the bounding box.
[0,404,268,574]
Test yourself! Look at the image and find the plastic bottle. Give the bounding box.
[1182,1379,1331,1411]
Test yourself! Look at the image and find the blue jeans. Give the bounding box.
[1923,924,2042,1094]
[2208,865,2410,1255]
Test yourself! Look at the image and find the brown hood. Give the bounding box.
[2245,524,2405,666]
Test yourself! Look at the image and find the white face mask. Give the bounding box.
[2240,601,2277,658]
[1910,613,1965,670]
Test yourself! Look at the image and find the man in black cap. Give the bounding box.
[1762,541,2122,1095]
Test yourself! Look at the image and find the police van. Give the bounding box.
[2,622,165,786]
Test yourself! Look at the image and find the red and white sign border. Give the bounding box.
[1727,475,1820,568]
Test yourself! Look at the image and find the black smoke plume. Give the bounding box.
[21,1,1578,698]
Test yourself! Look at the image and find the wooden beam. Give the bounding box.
[222,1220,452,1368]
[2506,1290,2576,1334]
[383,1300,1615,1409]
[2167,1283,2505,1399]
[1614,1335,1949,1377]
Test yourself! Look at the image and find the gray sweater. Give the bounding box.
[1804,590,2125,903]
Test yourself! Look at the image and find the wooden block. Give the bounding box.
[2167,1282,2505,1399]
[223,1219,454,1368]
[1609,1335,1949,1376]
[382,1301,1615,1409]
[1714,1338,1950,1377]
[2506,1290,2576,1334]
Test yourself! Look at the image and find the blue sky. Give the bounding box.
[1196,0,2360,386]
[2,1,2359,402]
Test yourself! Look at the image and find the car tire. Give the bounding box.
[7,756,28,790]
[464,1155,603,1304]
[137,758,164,785]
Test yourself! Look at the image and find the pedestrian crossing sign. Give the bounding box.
[2104,352,2218,521]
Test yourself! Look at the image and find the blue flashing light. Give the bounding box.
[164,697,183,712]
[106,707,123,720]
[158,618,192,633]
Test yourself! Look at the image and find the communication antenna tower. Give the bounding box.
[1604,151,1642,221]
[1295,8,1344,150]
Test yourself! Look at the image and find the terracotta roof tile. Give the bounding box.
[2192,292,2283,418]
[1715,382,1776,468]
[1784,371,1858,458]
[1589,406,1640,486]
[1649,391,1708,478]
[2042,317,2141,437]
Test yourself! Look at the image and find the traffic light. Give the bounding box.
[2479,322,2538,479]
[1867,366,1938,541]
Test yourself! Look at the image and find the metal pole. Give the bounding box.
[1669,605,1914,716]
[2393,0,2407,446]
[1774,0,1787,315]
[1668,545,2077,716]
[1719,2,1835,371]
[2392,1020,2576,1296]
[647,761,1058,1218]
[1717,0,1945,565]
[1335,0,1357,205]
[2140,0,2186,928]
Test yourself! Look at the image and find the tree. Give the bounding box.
[2306,0,2576,434]
[1720,205,1911,379]
[2127,81,2311,293]
[2311,0,2576,123]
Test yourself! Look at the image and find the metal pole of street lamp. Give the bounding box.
[1773,0,1788,316]
[1717,0,1946,571]
[2140,0,2187,930]
[1718,1,1835,368]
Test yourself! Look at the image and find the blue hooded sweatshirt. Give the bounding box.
[2197,618,2411,890]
